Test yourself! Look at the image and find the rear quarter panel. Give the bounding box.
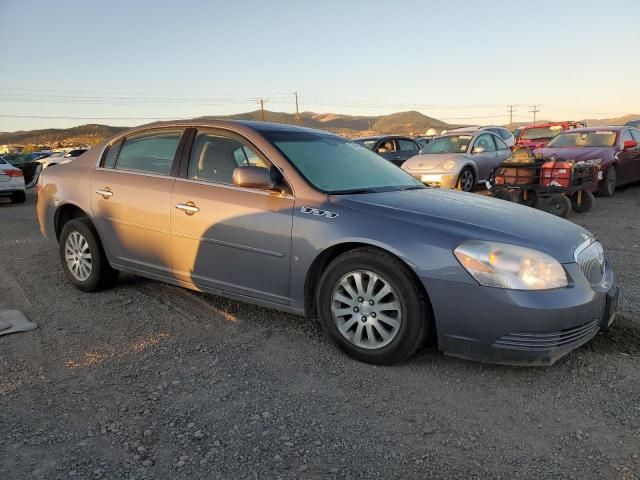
[37,149,100,239]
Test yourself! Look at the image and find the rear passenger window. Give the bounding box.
[102,140,122,168]
[115,130,182,175]
[631,129,640,143]
[188,131,267,184]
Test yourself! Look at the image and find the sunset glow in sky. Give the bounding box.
[1,0,639,131]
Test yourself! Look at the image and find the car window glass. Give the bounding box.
[630,129,640,143]
[376,139,396,153]
[473,134,496,152]
[115,130,182,175]
[620,129,633,145]
[398,139,418,152]
[494,136,509,150]
[188,131,268,184]
[102,140,122,168]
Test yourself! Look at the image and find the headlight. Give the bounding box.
[442,160,456,171]
[454,241,568,290]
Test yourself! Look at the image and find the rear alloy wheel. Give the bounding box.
[10,191,26,203]
[600,166,617,197]
[457,168,475,192]
[317,248,429,365]
[59,218,118,292]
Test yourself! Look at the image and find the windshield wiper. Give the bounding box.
[331,188,380,195]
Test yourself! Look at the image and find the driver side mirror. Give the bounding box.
[232,166,276,190]
[472,146,485,154]
[623,140,638,150]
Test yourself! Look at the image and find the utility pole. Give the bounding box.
[294,92,301,125]
[507,105,516,127]
[529,105,540,124]
[258,99,268,122]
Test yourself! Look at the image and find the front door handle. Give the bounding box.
[175,201,199,215]
[96,187,113,199]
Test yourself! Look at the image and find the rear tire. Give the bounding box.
[59,218,118,292]
[317,248,429,365]
[570,190,595,213]
[599,166,617,197]
[10,191,26,203]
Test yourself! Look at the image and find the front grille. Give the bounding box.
[575,240,605,285]
[493,320,599,351]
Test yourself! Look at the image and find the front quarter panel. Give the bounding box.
[289,195,475,310]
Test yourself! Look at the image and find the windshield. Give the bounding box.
[521,126,564,140]
[546,131,617,148]
[353,139,377,150]
[265,131,424,194]
[422,135,472,154]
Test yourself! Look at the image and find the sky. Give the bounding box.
[1,0,639,132]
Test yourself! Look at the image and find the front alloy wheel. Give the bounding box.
[331,270,401,349]
[458,168,475,192]
[317,248,429,365]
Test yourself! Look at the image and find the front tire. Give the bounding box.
[317,248,429,365]
[599,166,617,197]
[457,167,475,192]
[59,218,118,292]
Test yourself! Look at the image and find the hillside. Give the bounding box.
[0,124,127,148]
[2,110,637,149]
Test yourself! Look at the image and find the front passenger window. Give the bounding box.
[188,132,265,184]
[473,134,496,152]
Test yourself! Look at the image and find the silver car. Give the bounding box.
[402,130,512,191]
[36,120,617,366]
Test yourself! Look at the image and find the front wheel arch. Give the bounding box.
[304,242,436,343]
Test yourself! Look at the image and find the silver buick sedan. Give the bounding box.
[37,120,617,365]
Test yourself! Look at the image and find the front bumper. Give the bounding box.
[405,170,458,189]
[422,263,617,366]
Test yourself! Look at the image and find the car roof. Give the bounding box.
[353,135,413,141]
[121,119,341,138]
[555,126,625,133]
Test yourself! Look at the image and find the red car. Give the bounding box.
[534,126,640,196]
[514,121,586,149]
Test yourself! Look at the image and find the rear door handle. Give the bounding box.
[96,187,113,199]
[175,201,199,215]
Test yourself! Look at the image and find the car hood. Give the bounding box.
[534,146,615,162]
[329,189,593,263]
[402,153,465,171]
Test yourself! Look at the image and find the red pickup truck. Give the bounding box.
[513,121,586,149]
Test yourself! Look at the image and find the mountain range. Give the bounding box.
[1,110,637,149]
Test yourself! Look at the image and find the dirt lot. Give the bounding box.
[1,187,639,480]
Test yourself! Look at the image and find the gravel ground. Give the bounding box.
[0,187,639,480]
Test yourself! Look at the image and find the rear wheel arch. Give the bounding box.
[303,242,436,342]
[54,203,93,242]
